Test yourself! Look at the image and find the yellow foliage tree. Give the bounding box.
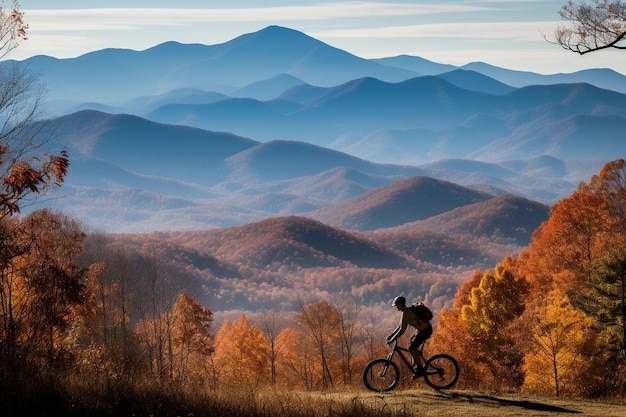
[460,257,529,387]
[523,289,601,397]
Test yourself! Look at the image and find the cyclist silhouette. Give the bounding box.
[386,295,433,379]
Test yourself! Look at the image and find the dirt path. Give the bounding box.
[320,389,626,417]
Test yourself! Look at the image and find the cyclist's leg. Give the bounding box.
[409,325,433,371]
[408,336,421,369]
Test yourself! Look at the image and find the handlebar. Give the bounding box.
[386,338,398,348]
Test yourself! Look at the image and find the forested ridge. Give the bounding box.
[1,158,626,416]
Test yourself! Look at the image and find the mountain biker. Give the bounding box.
[386,295,433,379]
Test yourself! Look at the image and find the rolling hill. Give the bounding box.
[391,194,550,246]
[308,176,493,231]
[49,110,260,186]
[152,216,412,270]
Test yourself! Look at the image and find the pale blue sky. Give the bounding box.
[14,1,625,75]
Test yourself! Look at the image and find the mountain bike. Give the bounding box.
[362,339,459,392]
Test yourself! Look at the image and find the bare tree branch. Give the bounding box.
[551,0,626,54]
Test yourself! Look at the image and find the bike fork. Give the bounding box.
[378,362,390,377]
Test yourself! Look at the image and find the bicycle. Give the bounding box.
[362,339,459,392]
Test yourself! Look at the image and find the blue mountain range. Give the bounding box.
[15,25,624,233]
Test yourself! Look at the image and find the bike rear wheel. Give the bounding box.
[423,353,459,390]
[362,359,400,392]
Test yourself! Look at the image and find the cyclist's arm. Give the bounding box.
[386,312,408,343]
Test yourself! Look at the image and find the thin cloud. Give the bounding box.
[315,21,560,42]
[25,3,491,31]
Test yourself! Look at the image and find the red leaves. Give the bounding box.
[9,4,28,41]
[0,149,69,216]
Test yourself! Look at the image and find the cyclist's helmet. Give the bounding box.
[392,296,406,306]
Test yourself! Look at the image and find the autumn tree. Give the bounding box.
[522,182,611,296]
[212,314,269,387]
[170,291,213,385]
[0,2,70,382]
[425,270,483,387]
[275,326,315,389]
[134,246,183,382]
[591,159,626,241]
[0,1,26,58]
[522,289,600,396]
[0,209,88,382]
[460,258,530,388]
[552,0,626,54]
[78,239,136,383]
[331,295,361,384]
[259,310,285,385]
[296,300,343,389]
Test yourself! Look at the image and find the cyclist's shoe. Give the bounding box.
[411,366,424,379]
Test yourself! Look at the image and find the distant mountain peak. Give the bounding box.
[226,25,322,51]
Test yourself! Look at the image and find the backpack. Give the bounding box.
[409,302,433,321]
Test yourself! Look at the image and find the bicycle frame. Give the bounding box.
[387,339,431,370]
[386,340,416,371]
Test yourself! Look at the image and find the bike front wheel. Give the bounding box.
[423,353,459,390]
[362,359,400,392]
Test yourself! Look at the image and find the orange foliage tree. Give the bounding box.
[71,234,135,386]
[431,258,529,389]
[212,314,269,387]
[520,159,626,394]
[522,187,609,295]
[275,326,315,389]
[427,270,482,387]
